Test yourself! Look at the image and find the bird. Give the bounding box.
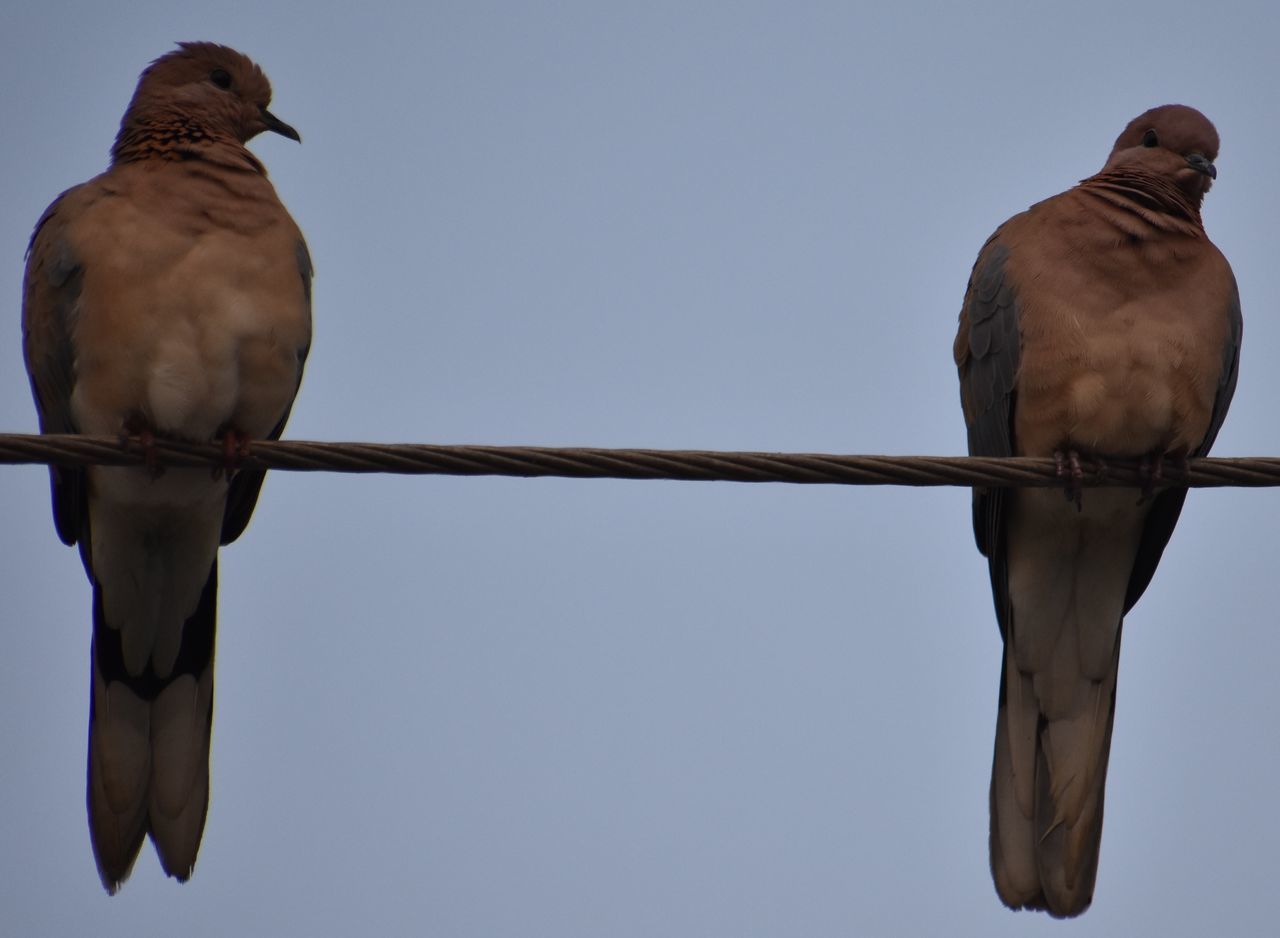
[22,42,312,892]
[953,104,1241,917]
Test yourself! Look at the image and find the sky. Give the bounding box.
[2,2,1279,935]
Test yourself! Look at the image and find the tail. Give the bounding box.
[86,562,218,892]
[988,628,1122,917]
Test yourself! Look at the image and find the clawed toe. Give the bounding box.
[215,428,252,479]
[1136,449,1189,504]
[1054,448,1085,510]
[120,416,163,478]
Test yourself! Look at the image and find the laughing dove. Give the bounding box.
[22,42,311,891]
[953,105,1240,917]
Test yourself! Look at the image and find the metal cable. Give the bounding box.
[0,433,1275,488]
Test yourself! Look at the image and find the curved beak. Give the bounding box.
[1186,152,1216,179]
[260,106,301,143]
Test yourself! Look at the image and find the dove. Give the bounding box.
[22,42,312,891]
[954,104,1240,916]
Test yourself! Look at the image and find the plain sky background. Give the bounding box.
[2,2,1279,935]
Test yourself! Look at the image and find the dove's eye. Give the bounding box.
[1142,129,1159,148]
[210,69,232,90]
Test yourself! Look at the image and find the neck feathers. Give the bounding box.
[1076,168,1204,239]
[112,111,265,174]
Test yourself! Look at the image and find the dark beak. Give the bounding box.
[1186,152,1216,179]
[260,106,301,143]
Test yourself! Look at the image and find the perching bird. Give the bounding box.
[22,42,311,892]
[953,105,1240,917]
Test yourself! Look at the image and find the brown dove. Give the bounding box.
[22,42,311,892]
[953,104,1240,917]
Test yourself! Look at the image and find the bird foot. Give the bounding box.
[214,428,252,479]
[120,416,163,478]
[1136,452,1161,504]
[1136,449,1189,504]
[1053,448,1085,511]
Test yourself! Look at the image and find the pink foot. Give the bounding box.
[215,428,252,479]
[120,416,163,478]
[1053,448,1085,511]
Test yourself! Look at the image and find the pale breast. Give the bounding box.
[1008,215,1228,458]
[1015,298,1216,457]
[68,167,308,443]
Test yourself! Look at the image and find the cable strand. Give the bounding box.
[0,433,1274,488]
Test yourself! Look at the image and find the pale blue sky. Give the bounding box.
[3,2,1279,935]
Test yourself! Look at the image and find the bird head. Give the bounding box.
[1103,104,1219,202]
[113,42,299,163]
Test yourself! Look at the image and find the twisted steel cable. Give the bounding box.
[0,433,1275,488]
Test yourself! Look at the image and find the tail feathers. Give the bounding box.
[149,672,213,880]
[87,563,217,892]
[1033,712,1114,913]
[989,636,1121,918]
[87,674,149,893]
